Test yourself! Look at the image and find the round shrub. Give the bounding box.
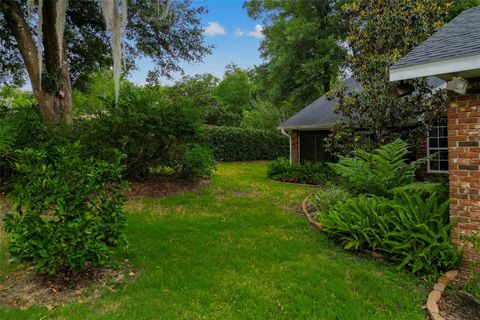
[175,144,216,180]
[3,142,127,275]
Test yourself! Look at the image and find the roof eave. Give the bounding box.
[277,124,334,131]
[390,53,480,82]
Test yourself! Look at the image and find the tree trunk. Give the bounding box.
[0,0,72,126]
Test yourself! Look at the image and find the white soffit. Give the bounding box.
[390,54,480,82]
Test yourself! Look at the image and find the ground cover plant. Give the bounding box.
[319,191,461,275]
[0,162,428,319]
[312,140,461,275]
[267,157,332,185]
[310,184,352,215]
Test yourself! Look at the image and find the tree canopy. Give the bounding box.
[326,0,449,155]
[244,0,346,109]
[0,0,210,89]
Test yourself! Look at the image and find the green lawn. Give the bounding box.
[0,162,427,319]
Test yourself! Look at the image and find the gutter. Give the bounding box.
[280,129,292,163]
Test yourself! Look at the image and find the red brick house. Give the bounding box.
[390,7,480,267]
[278,77,446,175]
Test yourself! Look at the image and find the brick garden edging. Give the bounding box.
[426,269,459,320]
[301,192,324,231]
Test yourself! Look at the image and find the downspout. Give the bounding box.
[280,129,292,163]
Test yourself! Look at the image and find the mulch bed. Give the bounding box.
[438,290,480,320]
[126,177,209,198]
[0,263,135,309]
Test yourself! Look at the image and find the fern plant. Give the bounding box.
[320,191,462,275]
[329,139,430,195]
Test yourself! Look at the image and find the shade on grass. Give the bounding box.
[0,162,426,319]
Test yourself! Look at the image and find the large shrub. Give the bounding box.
[201,126,288,161]
[4,142,127,275]
[77,84,205,180]
[319,190,461,274]
[0,106,50,180]
[267,157,332,185]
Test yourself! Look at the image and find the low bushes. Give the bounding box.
[310,185,352,214]
[309,139,460,275]
[267,157,331,185]
[4,142,127,275]
[200,126,288,161]
[319,191,461,274]
[174,144,216,180]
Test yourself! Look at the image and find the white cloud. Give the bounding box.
[235,24,264,39]
[204,22,226,36]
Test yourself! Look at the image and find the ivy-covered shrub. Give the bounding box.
[200,126,288,161]
[267,157,331,185]
[319,190,461,275]
[174,144,216,180]
[3,142,127,275]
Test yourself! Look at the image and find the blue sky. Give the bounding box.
[128,0,264,85]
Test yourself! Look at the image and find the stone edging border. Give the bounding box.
[426,269,459,320]
[301,192,324,231]
[301,192,460,320]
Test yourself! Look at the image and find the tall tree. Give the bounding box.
[0,0,210,125]
[244,0,346,108]
[325,0,449,155]
[215,64,255,115]
[444,0,480,21]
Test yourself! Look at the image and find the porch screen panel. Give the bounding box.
[300,131,331,163]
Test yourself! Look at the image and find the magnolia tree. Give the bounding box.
[325,0,449,155]
[0,0,210,125]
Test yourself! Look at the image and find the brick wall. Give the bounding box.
[415,134,429,179]
[291,130,300,164]
[448,93,480,269]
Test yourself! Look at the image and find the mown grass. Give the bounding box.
[0,162,427,319]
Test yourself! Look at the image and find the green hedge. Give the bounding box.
[200,126,289,161]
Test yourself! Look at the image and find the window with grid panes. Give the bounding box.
[427,118,448,173]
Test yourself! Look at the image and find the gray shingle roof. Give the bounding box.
[391,6,480,70]
[278,77,444,130]
[278,78,360,130]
